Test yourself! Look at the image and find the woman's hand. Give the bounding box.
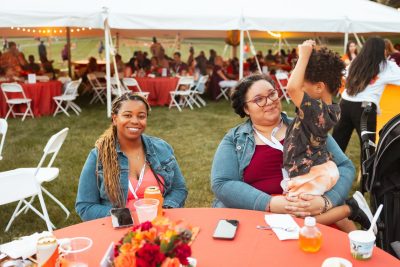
[284,194,326,217]
[298,40,315,59]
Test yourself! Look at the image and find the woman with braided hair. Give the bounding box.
[76,93,188,221]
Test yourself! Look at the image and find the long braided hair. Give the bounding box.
[95,92,150,208]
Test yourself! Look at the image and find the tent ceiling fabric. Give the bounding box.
[0,0,400,34]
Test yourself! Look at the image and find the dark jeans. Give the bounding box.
[332,99,377,154]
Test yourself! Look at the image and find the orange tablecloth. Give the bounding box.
[54,208,399,266]
[0,81,62,118]
[132,77,179,106]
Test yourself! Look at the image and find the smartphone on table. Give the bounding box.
[213,219,239,240]
[110,208,134,228]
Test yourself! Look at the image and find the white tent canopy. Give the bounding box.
[2,0,400,33]
[1,0,400,117]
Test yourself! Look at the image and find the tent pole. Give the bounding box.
[66,27,72,78]
[105,19,111,118]
[353,32,363,48]
[116,32,119,53]
[239,29,244,79]
[344,32,349,55]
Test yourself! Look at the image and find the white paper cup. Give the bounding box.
[348,230,376,260]
[134,198,159,223]
[59,237,93,267]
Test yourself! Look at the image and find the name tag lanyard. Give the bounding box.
[128,163,146,200]
[253,120,290,191]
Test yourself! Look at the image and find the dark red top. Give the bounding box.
[243,142,284,195]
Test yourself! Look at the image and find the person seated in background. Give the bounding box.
[171,52,188,76]
[287,48,298,69]
[112,54,125,75]
[208,49,217,66]
[75,93,188,221]
[40,55,55,79]
[87,57,98,73]
[141,52,151,70]
[3,67,22,82]
[24,55,41,74]
[265,49,275,63]
[341,41,358,67]
[187,46,195,67]
[0,41,27,76]
[385,38,400,67]
[208,56,229,100]
[148,56,161,76]
[226,57,239,80]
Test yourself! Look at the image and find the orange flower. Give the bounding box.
[114,252,137,267]
[119,243,133,254]
[160,257,180,267]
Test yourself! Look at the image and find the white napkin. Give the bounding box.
[0,231,52,259]
[264,214,300,240]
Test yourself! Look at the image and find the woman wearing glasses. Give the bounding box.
[211,73,355,218]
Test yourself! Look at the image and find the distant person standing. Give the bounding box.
[38,40,47,62]
[2,38,8,51]
[150,37,165,61]
[98,41,104,59]
[61,44,69,64]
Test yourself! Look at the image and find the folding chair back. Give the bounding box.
[109,77,129,96]
[87,73,102,88]
[0,119,7,160]
[123,78,142,92]
[35,128,69,175]
[275,71,290,104]
[57,76,72,84]
[193,75,209,94]
[1,82,27,99]
[0,169,52,232]
[175,76,194,90]
[64,79,81,97]
[0,169,40,205]
[1,83,34,121]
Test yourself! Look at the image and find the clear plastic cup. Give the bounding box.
[348,230,376,260]
[59,237,93,267]
[134,198,159,223]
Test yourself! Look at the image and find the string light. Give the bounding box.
[82,28,85,31]
[22,28,26,31]
[47,29,50,33]
[17,27,20,30]
[33,29,36,33]
[27,29,31,32]
[39,30,42,33]
[71,29,74,33]
[89,27,92,30]
[11,26,14,29]
[77,29,80,32]
[59,29,63,33]
[267,31,281,38]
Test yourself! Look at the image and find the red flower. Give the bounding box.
[173,243,191,265]
[136,243,165,267]
[140,221,153,231]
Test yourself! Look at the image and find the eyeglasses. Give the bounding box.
[246,90,280,107]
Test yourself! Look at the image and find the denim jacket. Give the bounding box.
[76,134,188,221]
[211,113,355,211]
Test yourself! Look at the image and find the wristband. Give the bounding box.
[320,195,330,214]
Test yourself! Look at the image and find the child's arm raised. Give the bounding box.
[286,40,315,108]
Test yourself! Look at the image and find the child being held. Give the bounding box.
[283,40,375,233]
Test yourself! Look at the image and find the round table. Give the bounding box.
[0,81,62,118]
[133,77,179,106]
[54,208,399,266]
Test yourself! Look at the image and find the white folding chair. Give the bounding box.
[1,83,34,121]
[19,128,70,228]
[275,71,291,104]
[57,76,72,85]
[122,78,150,99]
[0,169,53,232]
[53,79,82,117]
[191,75,209,107]
[0,119,7,160]
[109,77,130,97]
[217,80,237,100]
[169,77,195,112]
[87,73,106,104]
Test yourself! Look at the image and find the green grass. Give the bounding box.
[0,97,362,243]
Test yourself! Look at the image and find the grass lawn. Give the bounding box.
[0,95,362,243]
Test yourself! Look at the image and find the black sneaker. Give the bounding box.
[346,191,376,234]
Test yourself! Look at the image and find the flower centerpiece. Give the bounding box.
[114,217,199,267]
